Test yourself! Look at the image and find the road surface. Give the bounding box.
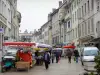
[1,58,84,75]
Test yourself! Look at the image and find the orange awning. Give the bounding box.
[63,45,75,49]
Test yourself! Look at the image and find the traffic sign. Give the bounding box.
[0,28,4,33]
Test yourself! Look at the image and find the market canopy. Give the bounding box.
[36,43,52,48]
[3,42,36,46]
[63,45,75,49]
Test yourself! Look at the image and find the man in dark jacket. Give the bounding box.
[67,49,72,63]
[35,51,39,65]
[55,51,60,63]
[44,51,50,69]
[74,50,79,63]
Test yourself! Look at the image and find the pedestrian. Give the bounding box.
[67,49,72,63]
[35,51,39,65]
[74,49,79,63]
[55,51,59,63]
[51,52,55,63]
[43,51,50,69]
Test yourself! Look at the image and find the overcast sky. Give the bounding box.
[17,0,62,32]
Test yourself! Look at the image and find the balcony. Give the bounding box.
[65,13,71,20]
[0,13,7,25]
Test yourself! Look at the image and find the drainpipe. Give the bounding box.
[59,20,61,44]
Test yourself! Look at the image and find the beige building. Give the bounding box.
[19,32,33,42]
[76,0,100,48]
[51,9,60,46]
[33,0,100,49]
[0,0,21,42]
[59,0,72,46]
[0,0,21,61]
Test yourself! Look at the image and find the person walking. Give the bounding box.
[55,51,60,63]
[74,49,79,63]
[35,51,39,65]
[44,51,50,69]
[67,49,72,63]
[51,52,55,63]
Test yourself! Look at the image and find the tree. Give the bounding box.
[94,52,100,74]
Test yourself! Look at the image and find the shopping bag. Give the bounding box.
[74,57,76,61]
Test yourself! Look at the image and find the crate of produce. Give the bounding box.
[15,61,30,71]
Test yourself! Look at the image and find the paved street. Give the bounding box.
[1,58,84,75]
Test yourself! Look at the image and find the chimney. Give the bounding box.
[59,1,62,7]
[52,8,56,12]
[63,0,66,3]
[48,13,52,21]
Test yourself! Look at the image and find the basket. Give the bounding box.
[15,61,30,71]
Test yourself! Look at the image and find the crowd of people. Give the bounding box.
[34,48,79,70]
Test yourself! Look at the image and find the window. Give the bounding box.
[79,8,81,18]
[91,0,94,10]
[52,38,54,44]
[87,0,90,12]
[82,6,84,17]
[85,3,86,15]
[72,4,73,11]
[4,4,6,16]
[62,28,63,36]
[73,30,74,39]
[97,1,100,11]
[91,18,94,32]
[76,28,77,38]
[2,1,4,14]
[97,21,100,33]
[88,20,90,34]
[85,22,87,35]
[68,10,69,13]
[77,0,78,5]
[68,21,70,28]
[74,1,76,8]
[0,0,1,13]
[81,24,83,36]
[80,24,82,37]
[78,0,80,4]
[75,12,76,21]
[73,14,74,23]
[74,29,76,38]
[14,0,16,3]
[58,36,59,43]
[77,9,79,19]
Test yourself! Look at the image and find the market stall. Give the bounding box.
[63,45,76,57]
[33,43,52,65]
[1,42,36,72]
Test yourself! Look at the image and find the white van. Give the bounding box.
[80,47,99,73]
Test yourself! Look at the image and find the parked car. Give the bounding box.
[80,47,99,73]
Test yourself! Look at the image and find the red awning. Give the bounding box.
[63,45,75,49]
[8,45,32,47]
[3,42,36,46]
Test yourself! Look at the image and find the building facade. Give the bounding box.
[0,0,21,42]
[76,0,100,49]
[0,0,21,61]
[19,32,33,42]
[33,0,100,49]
